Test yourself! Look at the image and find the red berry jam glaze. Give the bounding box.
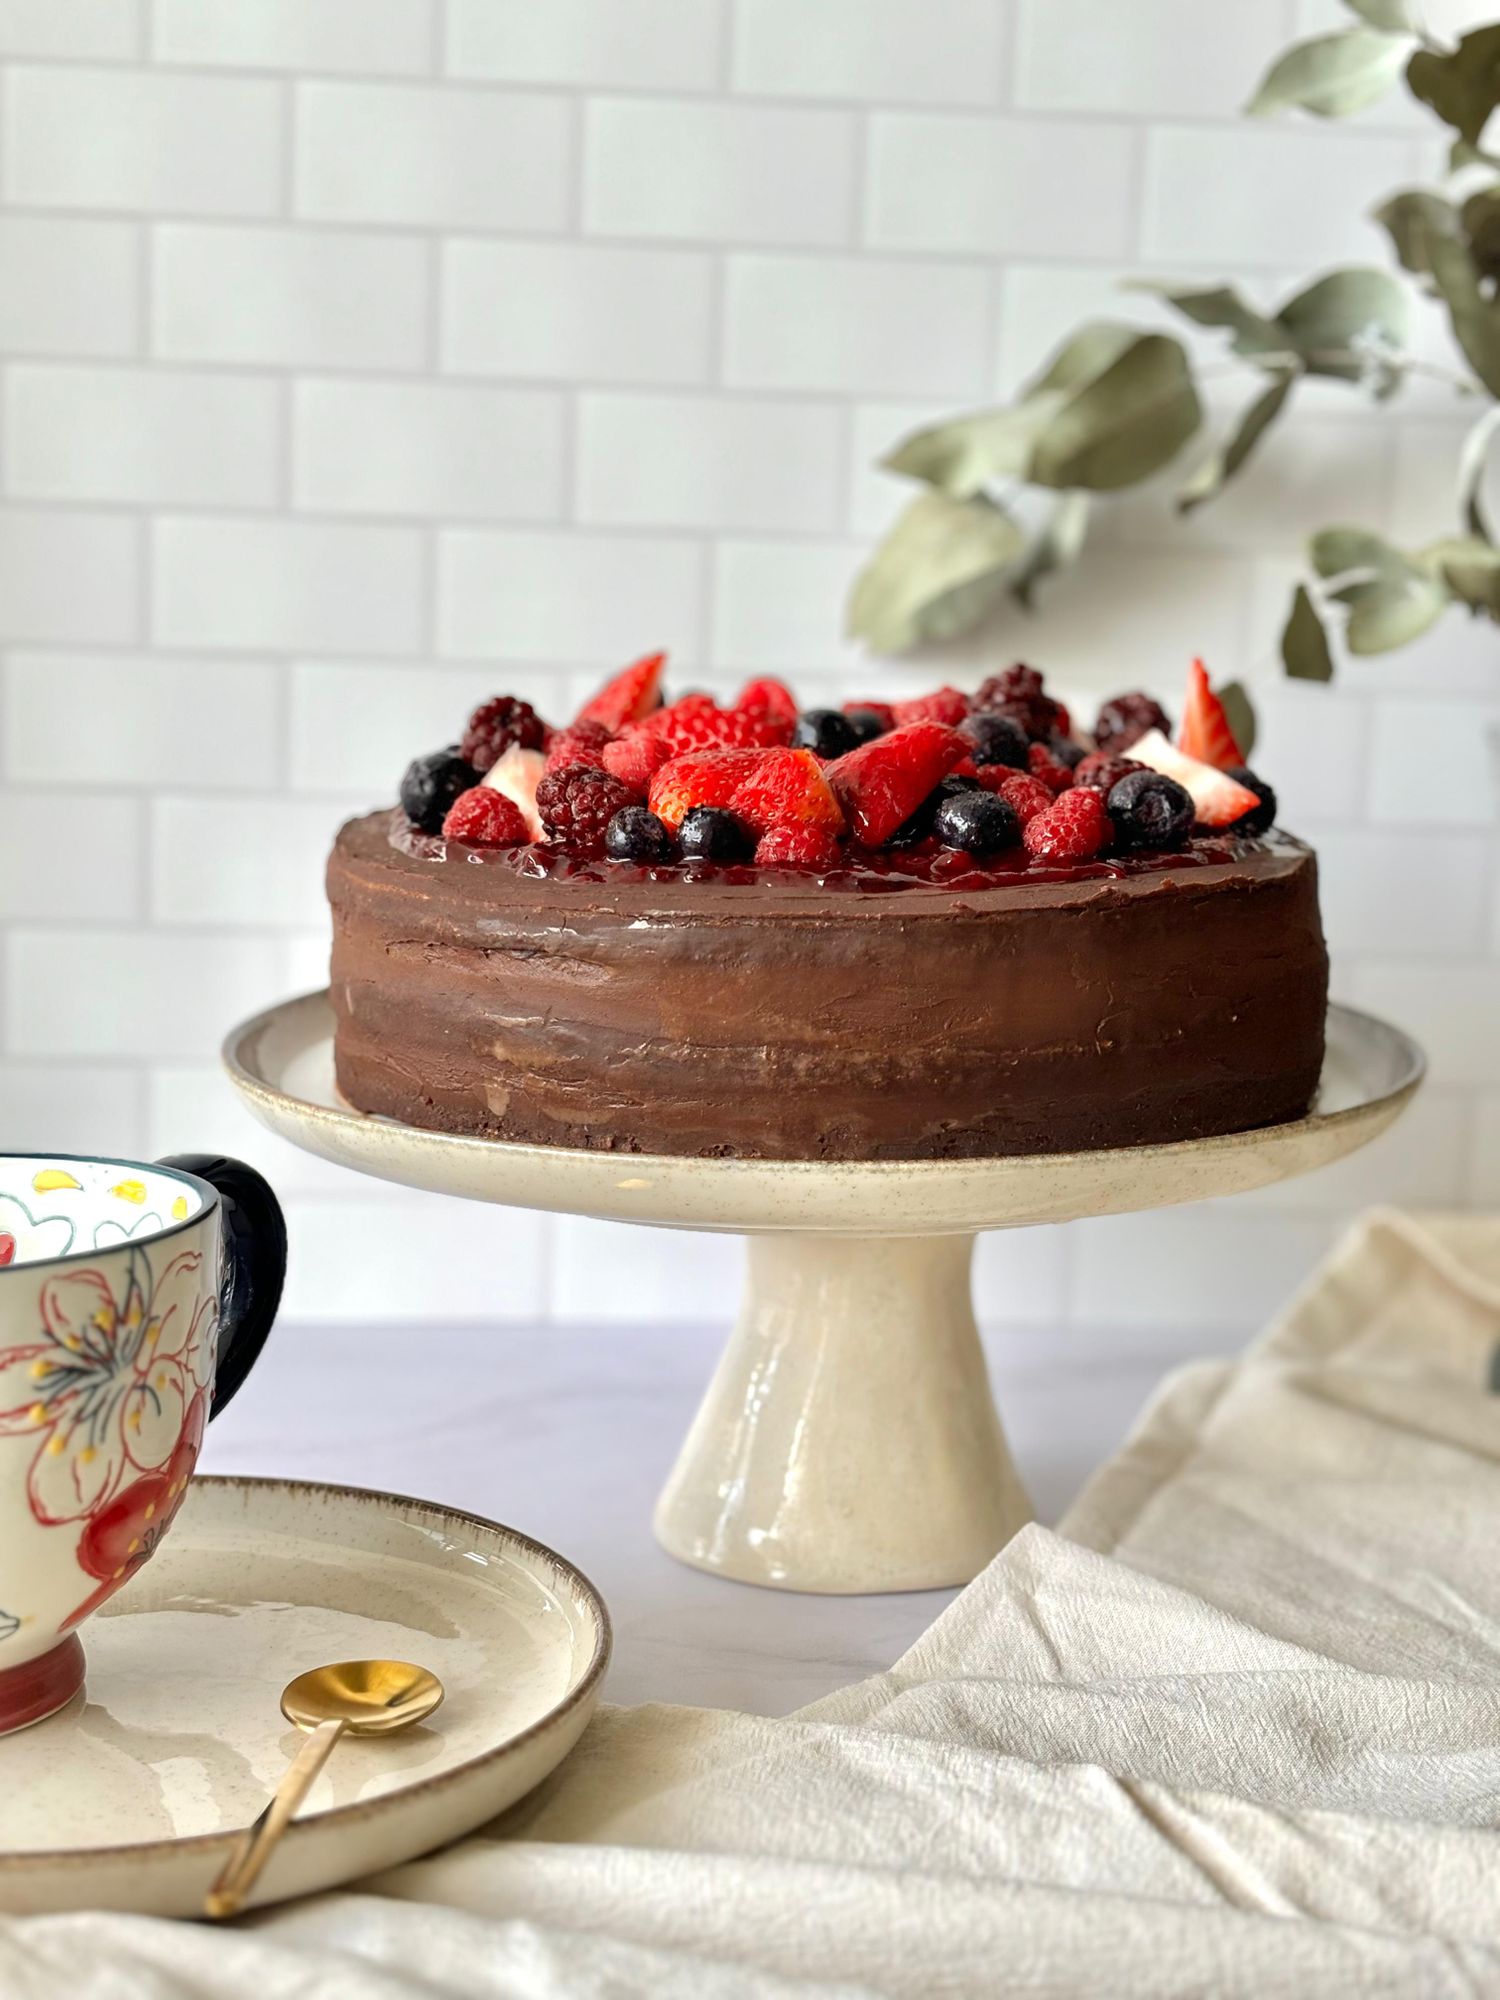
[393,812,1256,894]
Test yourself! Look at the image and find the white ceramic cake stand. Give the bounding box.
[225,993,1422,1597]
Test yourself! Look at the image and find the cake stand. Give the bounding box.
[225,994,1422,1596]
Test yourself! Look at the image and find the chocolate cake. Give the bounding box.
[327,657,1329,1161]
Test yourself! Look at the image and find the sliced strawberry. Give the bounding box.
[825,723,969,847]
[480,743,546,840]
[601,731,672,796]
[649,748,767,830]
[727,748,844,837]
[641,699,783,757]
[574,651,666,732]
[843,700,896,732]
[892,687,970,728]
[1175,658,1244,771]
[1129,729,1261,828]
[734,677,798,741]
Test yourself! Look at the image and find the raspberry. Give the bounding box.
[755,823,843,869]
[1074,752,1145,794]
[891,687,970,727]
[1093,691,1170,755]
[1027,742,1075,794]
[601,731,671,797]
[992,772,1054,824]
[460,695,546,772]
[545,719,613,773]
[441,786,530,847]
[535,765,638,856]
[1023,787,1112,862]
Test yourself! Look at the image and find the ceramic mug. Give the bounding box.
[0,1152,285,1735]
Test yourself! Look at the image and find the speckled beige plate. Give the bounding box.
[0,1476,610,1918]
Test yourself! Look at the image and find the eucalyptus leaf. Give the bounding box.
[1218,680,1259,758]
[1460,186,1500,279]
[1247,27,1411,119]
[883,400,1062,498]
[1342,570,1450,651]
[1373,189,1459,280]
[1177,368,1296,512]
[846,492,1024,654]
[1406,25,1500,148]
[1023,321,1142,399]
[1010,492,1090,610]
[1282,585,1336,680]
[1128,280,1284,359]
[1275,267,1409,381]
[1428,231,1500,398]
[1026,332,1202,491]
[1456,404,1500,542]
[1423,534,1500,612]
[1308,524,1410,579]
[1342,0,1414,27]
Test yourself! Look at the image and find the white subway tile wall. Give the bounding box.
[0,2,1493,1342]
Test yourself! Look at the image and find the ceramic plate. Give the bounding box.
[224,992,1424,1235]
[0,1476,610,1918]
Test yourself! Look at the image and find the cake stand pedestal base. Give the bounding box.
[655,1233,1026,1593]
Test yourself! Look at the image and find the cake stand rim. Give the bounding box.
[222,990,1425,1233]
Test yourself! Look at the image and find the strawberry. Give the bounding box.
[639,698,781,758]
[727,748,844,837]
[649,748,767,830]
[843,700,896,733]
[1128,729,1261,828]
[601,731,671,796]
[1175,658,1245,771]
[573,651,665,732]
[734,677,798,741]
[892,687,970,728]
[755,823,843,870]
[480,743,546,840]
[825,722,969,847]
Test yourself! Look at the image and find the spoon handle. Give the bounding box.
[205,1718,346,1919]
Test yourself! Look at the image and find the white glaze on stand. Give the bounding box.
[225,994,1423,1596]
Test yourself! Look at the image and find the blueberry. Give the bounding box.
[842,706,889,747]
[1225,766,1277,836]
[1048,735,1086,769]
[1106,770,1194,850]
[886,775,981,847]
[932,788,1021,855]
[792,708,858,759]
[958,712,1029,770]
[605,805,677,864]
[400,747,480,833]
[679,806,754,862]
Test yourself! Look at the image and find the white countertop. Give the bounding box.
[201,1320,1167,1714]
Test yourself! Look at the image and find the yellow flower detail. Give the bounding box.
[28,1402,46,1425]
[110,1179,147,1205]
[171,1196,189,1222]
[32,1168,81,1194]
[46,1434,64,1456]
[29,1358,48,1379]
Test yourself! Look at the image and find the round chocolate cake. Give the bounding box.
[328,658,1329,1161]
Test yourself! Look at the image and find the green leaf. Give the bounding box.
[1282,585,1336,680]
[1342,571,1450,651]
[1460,186,1500,280]
[1428,231,1500,398]
[1010,492,1090,610]
[1308,524,1409,578]
[1177,368,1296,512]
[1456,404,1500,542]
[1218,680,1258,758]
[1023,321,1141,398]
[883,401,1061,498]
[1422,534,1500,613]
[1342,0,1414,29]
[1373,189,1460,280]
[1406,25,1500,148]
[1127,280,1284,360]
[1247,27,1411,119]
[1026,332,1202,491]
[1274,267,1410,381]
[846,492,1024,654]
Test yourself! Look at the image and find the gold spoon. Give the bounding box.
[205,1658,444,1920]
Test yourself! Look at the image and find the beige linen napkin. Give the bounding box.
[4,1209,1498,1998]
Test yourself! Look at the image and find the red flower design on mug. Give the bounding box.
[0,1247,216,1527]
[62,1405,205,1627]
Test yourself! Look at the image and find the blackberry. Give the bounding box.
[958,711,1029,770]
[792,708,858,759]
[973,664,1064,742]
[535,764,637,856]
[1106,770,1194,851]
[605,805,677,864]
[1225,767,1277,836]
[679,806,754,862]
[1093,691,1170,756]
[1074,753,1145,796]
[399,747,480,834]
[932,788,1021,855]
[460,694,546,772]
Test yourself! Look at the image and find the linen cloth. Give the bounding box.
[3,1208,1498,1998]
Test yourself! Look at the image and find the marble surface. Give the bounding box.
[200,1318,1168,1714]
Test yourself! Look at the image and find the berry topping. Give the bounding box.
[400,747,480,834]
[601,730,672,796]
[886,774,980,848]
[892,686,970,727]
[545,718,613,773]
[1176,658,1245,770]
[1027,741,1076,794]
[460,695,546,772]
[958,711,1029,770]
[843,700,896,736]
[1093,690,1170,755]
[1074,752,1146,794]
[637,696,783,758]
[932,788,1021,855]
[441,786,530,847]
[1225,766,1277,836]
[679,806,754,862]
[1048,735,1085,768]
[825,722,970,847]
[1022,787,1112,862]
[535,765,639,856]
[985,772,1051,825]
[791,707,859,759]
[725,747,845,837]
[649,747,767,830]
[1127,730,1261,828]
[734,677,798,740]
[573,651,665,732]
[481,742,546,839]
[605,805,677,863]
[974,663,1066,741]
[755,823,843,870]
[1105,770,1195,851]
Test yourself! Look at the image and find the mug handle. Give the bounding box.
[157,1154,287,1419]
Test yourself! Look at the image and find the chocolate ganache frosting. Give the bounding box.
[328,809,1328,1162]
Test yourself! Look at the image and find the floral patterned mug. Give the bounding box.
[0,1152,284,1734]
